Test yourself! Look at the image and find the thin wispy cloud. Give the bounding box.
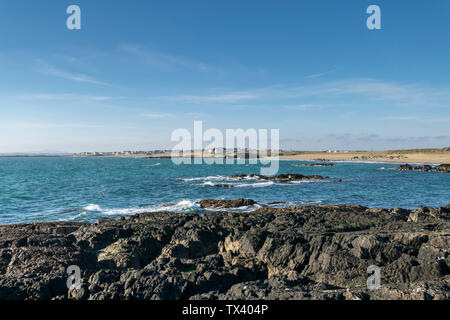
[141,113,174,119]
[35,60,109,86]
[119,44,223,73]
[283,103,356,110]
[280,134,450,151]
[304,69,335,79]
[382,116,450,123]
[0,122,136,129]
[158,79,450,109]
[12,93,113,101]
[141,112,209,119]
[177,93,258,103]
[283,104,320,110]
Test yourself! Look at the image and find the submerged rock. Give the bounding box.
[0,204,448,300]
[213,184,234,188]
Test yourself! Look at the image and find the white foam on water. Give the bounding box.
[204,203,263,213]
[181,175,227,182]
[265,200,323,208]
[180,175,256,182]
[68,211,89,220]
[185,175,332,188]
[232,181,275,188]
[143,163,161,167]
[83,204,102,212]
[377,167,395,171]
[283,179,328,184]
[100,200,202,216]
[61,199,329,222]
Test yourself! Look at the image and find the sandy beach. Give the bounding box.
[278,149,450,164]
[138,148,450,165]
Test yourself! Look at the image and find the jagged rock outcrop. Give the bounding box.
[0,204,448,300]
[395,164,450,173]
[230,174,328,182]
[199,199,256,209]
[294,163,335,167]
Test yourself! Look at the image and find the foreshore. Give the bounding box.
[0,202,448,300]
[279,149,450,165]
[72,148,450,165]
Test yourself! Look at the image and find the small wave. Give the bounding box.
[284,179,331,184]
[180,175,254,182]
[180,175,228,182]
[285,180,314,184]
[101,200,202,216]
[143,163,161,167]
[204,203,263,213]
[233,181,275,188]
[200,181,275,188]
[265,200,323,208]
[83,204,102,212]
[377,167,395,171]
[67,211,89,221]
[184,175,332,188]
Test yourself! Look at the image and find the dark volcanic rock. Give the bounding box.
[231,174,328,182]
[0,204,449,300]
[199,199,256,209]
[436,164,450,173]
[395,163,450,173]
[295,163,336,167]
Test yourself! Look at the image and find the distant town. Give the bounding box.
[69,147,450,164]
[73,150,172,157]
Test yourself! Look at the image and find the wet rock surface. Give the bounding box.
[395,164,450,173]
[0,204,449,300]
[213,184,235,188]
[230,174,328,182]
[199,199,256,209]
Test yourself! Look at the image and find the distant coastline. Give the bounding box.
[69,147,450,165]
[0,154,69,158]
[278,148,450,165]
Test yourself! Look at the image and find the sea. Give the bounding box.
[0,157,449,224]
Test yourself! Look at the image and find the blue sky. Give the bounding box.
[0,0,449,152]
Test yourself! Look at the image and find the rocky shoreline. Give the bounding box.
[395,164,450,173]
[0,203,448,300]
[206,174,333,188]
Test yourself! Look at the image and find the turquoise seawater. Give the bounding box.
[0,157,449,224]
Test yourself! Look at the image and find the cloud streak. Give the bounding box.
[0,122,136,129]
[35,60,109,86]
[382,116,450,123]
[156,79,450,109]
[119,44,223,73]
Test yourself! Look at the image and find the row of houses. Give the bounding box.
[74,150,170,157]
